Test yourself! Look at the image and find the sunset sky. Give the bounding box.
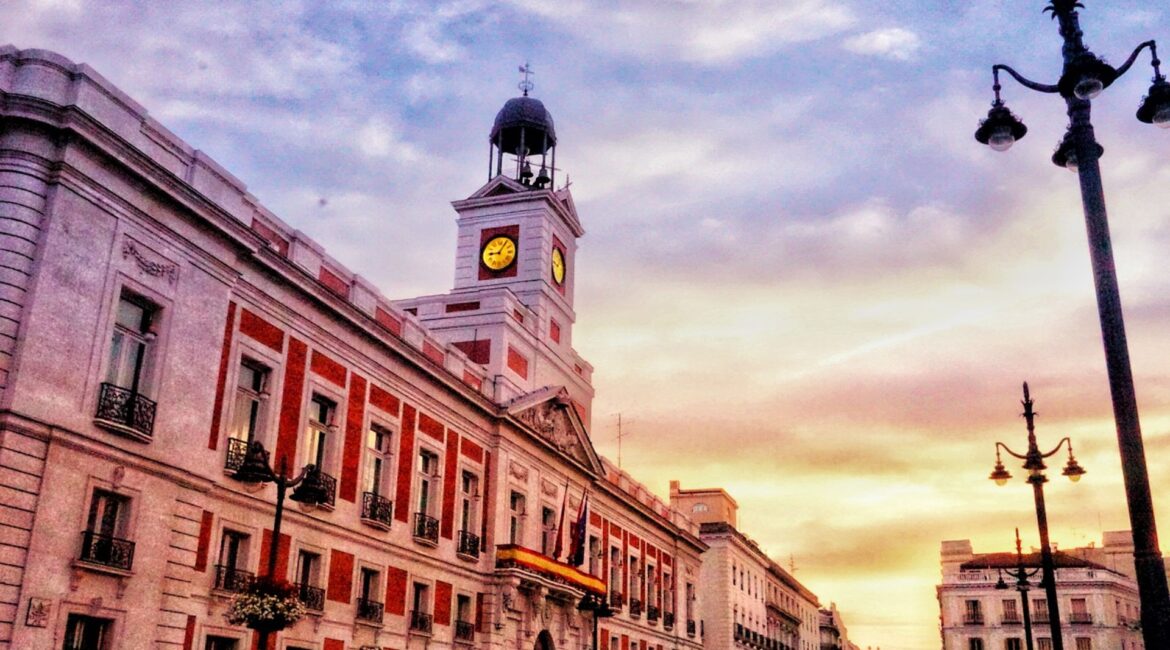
[7,1,1170,648]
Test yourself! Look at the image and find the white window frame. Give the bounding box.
[415,445,442,518]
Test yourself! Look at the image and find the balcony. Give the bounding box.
[213,564,253,593]
[318,471,337,508]
[297,583,325,612]
[94,382,156,441]
[647,604,659,624]
[356,598,384,624]
[410,610,433,635]
[1033,613,1050,624]
[1069,612,1093,624]
[361,492,393,529]
[455,620,475,643]
[686,619,696,637]
[629,598,642,618]
[78,531,135,571]
[414,513,439,545]
[224,437,249,472]
[457,530,481,560]
[494,545,607,602]
[735,624,745,642]
[963,614,984,626]
[1002,615,1022,625]
[664,611,675,630]
[609,591,624,610]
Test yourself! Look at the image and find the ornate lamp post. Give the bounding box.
[974,3,1170,647]
[232,441,327,648]
[995,528,1041,650]
[989,383,1086,650]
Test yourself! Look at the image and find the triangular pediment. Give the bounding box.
[506,386,604,476]
[467,174,527,199]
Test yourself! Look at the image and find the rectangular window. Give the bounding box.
[1070,597,1090,623]
[418,449,439,515]
[964,599,983,624]
[304,394,336,468]
[357,567,384,623]
[295,550,324,611]
[541,506,556,555]
[360,567,380,601]
[1074,638,1091,650]
[106,292,157,392]
[628,556,639,600]
[509,492,526,544]
[1037,639,1052,650]
[413,582,430,613]
[64,614,113,650]
[229,360,269,444]
[456,593,472,623]
[80,490,133,570]
[1005,639,1022,650]
[363,424,392,496]
[1002,598,1019,622]
[459,471,479,533]
[204,637,238,650]
[215,530,251,592]
[588,535,600,576]
[1033,598,1049,622]
[610,547,622,595]
[967,640,984,650]
[647,565,657,608]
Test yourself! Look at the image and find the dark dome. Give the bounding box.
[490,96,557,155]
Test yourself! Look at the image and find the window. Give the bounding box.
[304,394,336,468]
[588,535,600,576]
[295,550,324,611]
[1075,639,1091,650]
[628,556,639,601]
[214,529,251,592]
[106,292,157,392]
[1033,598,1049,622]
[459,470,479,532]
[541,506,556,555]
[80,490,133,570]
[204,637,238,650]
[417,449,439,515]
[966,642,984,650]
[965,599,984,624]
[1005,639,1022,650]
[411,582,433,633]
[63,614,113,650]
[229,360,269,444]
[647,564,657,608]
[509,491,526,544]
[610,547,622,595]
[1001,598,1019,622]
[357,567,384,623]
[363,424,392,497]
[1070,597,1090,623]
[1036,639,1052,650]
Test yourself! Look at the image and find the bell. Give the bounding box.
[519,161,533,182]
[290,465,328,504]
[535,165,551,187]
[232,441,275,484]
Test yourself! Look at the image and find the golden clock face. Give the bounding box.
[551,247,566,285]
[481,235,517,271]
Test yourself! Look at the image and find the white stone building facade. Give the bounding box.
[0,46,706,650]
[937,534,1144,650]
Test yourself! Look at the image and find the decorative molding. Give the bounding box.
[508,461,529,482]
[25,598,50,627]
[540,478,559,498]
[122,238,178,285]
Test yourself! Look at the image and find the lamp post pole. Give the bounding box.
[974,3,1170,647]
[997,528,1039,650]
[233,441,324,650]
[989,383,1086,650]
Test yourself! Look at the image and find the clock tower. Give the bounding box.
[394,83,595,429]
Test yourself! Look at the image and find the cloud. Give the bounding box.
[843,27,922,60]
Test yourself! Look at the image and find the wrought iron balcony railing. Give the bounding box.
[1002,615,1022,625]
[455,620,475,642]
[609,591,624,608]
[318,471,337,508]
[963,614,985,626]
[413,512,439,544]
[213,564,254,592]
[94,382,156,440]
[356,598,384,624]
[457,530,481,559]
[664,611,675,630]
[735,624,745,641]
[297,583,325,611]
[647,604,660,623]
[361,492,393,528]
[1032,613,1050,624]
[224,437,249,472]
[687,619,697,637]
[628,597,642,618]
[410,610,433,634]
[1069,612,1093,624]
[79,531,135,571]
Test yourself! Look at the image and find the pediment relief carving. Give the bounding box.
[515,400,588,465]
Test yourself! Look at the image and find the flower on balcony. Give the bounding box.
[225,576,306,632]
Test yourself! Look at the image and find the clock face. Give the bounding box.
[482,235,517,271]
[551,247,566,285]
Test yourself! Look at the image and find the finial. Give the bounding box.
[518,62,534,96]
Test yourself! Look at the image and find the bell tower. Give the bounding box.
[394,68,594,428]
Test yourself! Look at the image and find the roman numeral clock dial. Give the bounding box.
[481,235,517,271]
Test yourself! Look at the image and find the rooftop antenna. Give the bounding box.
[614,413,633,468]
[518,62,534,96]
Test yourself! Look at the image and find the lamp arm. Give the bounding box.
[997,441,1029,460]
[1111,40,1157,81]
[1039,436,1073,459]
[287,463,318,488]
[994,64,1060,94]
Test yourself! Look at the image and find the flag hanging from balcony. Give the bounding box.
[552,482,568,560]
[568,490,589,567]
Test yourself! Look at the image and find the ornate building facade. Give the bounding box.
[668,483,831,650]
[0,46,706,650]
[937,533,1144,650]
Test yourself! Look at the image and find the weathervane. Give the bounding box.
[518,62,534,96]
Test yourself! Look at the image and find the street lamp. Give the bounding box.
[989,383,1085,650]
[974,3,1170,647]
[232,441,327,648]
[995,528,1041,650]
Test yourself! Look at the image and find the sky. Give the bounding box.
[5,1,1170,648]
